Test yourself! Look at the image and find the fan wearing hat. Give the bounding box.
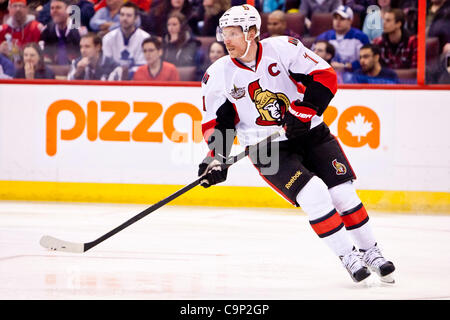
[0,0,44,57]
[316,5,369,78]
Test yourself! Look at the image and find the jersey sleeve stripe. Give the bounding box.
[309,67,338,95]
[201,119,217,143]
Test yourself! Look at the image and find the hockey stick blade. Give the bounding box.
[40,235,85,253]
[40,128,285,253]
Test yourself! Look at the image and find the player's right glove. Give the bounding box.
[198,156,228,188]
[282,100,318,139]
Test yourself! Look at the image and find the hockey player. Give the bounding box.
[198,4,395,284]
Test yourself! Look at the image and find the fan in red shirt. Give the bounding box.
[0,0,43,56]
[133,37,180,81]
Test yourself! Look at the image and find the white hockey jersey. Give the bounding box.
[201,36,337,150]
[102,27,150,72]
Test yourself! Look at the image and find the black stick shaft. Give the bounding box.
[83,129,283,252]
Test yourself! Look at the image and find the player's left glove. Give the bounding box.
[282,100,318,139]
[198,156,228,188]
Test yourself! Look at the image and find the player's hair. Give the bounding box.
[315,40,335,59]
[386,8,405,29]
[361,44,381,56]
[81,32,102,47]
[120,1,140,16]
[249,25,260,42]
[142,37,162,50]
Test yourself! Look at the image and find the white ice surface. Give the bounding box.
[0,200,449,300]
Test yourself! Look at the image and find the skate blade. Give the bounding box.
[380,274,395,284]
[352,273,373,287]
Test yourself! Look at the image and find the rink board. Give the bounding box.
[0,83,449,212]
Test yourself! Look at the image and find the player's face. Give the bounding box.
[120,7,137,30]
[23,47,40,67]
[359,48,376,72]
[143,42,162,66]
[222,26,247,59]
[209,42,225,63]
[80,37,100,60]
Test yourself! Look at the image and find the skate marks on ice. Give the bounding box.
[0,201,449,299]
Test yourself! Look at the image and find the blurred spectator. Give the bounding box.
[343,0,377,26]
[0,0,8,24]
[0,52,15,78]
[300,0,342,30]
[200,0,230,36]
[396,0,416,9]
[133,37,180,80]
[262,0,285,13]
[403,6,417,35]
[260,10,301,40]
[373,8,417,69]
[312,40,335,64]
[196,40,226,80]
[162,12,200,66]
[312,39,344,82]
[362,0,391,41]
[14,42,55,79]
[94,0,154,12]
[147,0,196,37]
[427,0,450,53]
[102,2,150,76]
[68,32,124,80]
[426,42,450,84]
[130,0,153,12]
[316,5,369,72]
[38,0,95,30]
[350,43,399,83]
[231,0,264,11]
[40,0,86,65]
[231,1,261,11]
[89,0,122,36]
[426,0,447,28]
[0,0,44,59]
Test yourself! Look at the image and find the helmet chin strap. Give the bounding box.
[239,32,253,60]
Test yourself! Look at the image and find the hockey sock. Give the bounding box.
[329,181,377,250]
[296,176,354,257]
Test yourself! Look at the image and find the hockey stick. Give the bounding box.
[40,128,284,253]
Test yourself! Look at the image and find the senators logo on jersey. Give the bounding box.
[332,159,347,175]
[248,79,290,126]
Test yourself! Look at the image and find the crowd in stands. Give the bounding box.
[0,0,448,84]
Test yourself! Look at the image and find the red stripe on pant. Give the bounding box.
[310,209,344,238]
[340,203,369,230]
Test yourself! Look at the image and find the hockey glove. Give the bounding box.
[198,156,228,188]
[282,100,318,139]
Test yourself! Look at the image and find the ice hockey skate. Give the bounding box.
[360,243,396,284]
[340,248,371,283]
